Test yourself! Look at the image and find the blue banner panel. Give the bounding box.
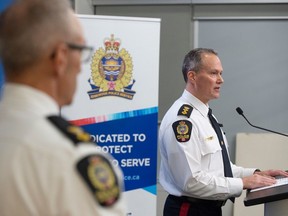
[0,0,14,13]
[81,112,158,192]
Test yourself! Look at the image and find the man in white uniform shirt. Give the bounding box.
[0,0,126,215]
[159,48,288,216]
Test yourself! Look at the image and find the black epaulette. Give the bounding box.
[177,104,193,118]
[47,115,92,146]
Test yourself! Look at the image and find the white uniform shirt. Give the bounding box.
[159,90,255,200]
[0,83,126,216]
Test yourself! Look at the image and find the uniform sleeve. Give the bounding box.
[14,142,126,216]
[231,163,256,178]
[60,143,127,216]
[163,118,243,200]
[44,115,127,215]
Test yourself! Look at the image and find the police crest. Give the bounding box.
[88,34,136,100]
[77,154,120,206]
[172,120,192,142]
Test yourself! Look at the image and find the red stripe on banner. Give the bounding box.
[179,202,190,216]
[70,117,96,126]
[69,115,108,126]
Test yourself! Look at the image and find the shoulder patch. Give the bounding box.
[172,120,192,142]
[47,115,91,145]
[77,154,120,207]
[177,104,193,118]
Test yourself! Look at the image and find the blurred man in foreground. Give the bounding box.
[0,0,126,215]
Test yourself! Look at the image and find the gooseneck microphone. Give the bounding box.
[236,107,288,137]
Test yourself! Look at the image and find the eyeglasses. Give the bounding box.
[66,42,93,63]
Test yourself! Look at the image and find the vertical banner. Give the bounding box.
[62,15,160,216]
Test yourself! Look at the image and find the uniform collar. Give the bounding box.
[182,89,209,117]
[2,83,60,116]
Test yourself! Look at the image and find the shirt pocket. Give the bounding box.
[200,136,222,156]
[199,136,223,171]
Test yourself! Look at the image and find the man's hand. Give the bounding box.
[256,169,288,178]
[242,174,276,190]
[242,170,288,190]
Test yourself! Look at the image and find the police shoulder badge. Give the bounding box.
[177,104,193,118]
[77,154,120,206]
[172,120,192,142]
[88,34,136,100]
[47,116,91,145]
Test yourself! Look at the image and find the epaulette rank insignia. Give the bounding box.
[177,104,193,118]
[172,120,192,142]
[77,154,120,206]
[47,116,91,145]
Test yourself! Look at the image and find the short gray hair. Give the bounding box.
[182,48,218,83]
[0,0,72,72]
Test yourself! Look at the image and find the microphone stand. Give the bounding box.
[236,107,288,137]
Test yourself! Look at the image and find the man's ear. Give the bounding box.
[51,43,68,77]
[187,70,196,82]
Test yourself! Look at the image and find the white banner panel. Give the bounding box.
[62,15,161,216]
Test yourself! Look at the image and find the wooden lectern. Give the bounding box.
[244,184,288,216]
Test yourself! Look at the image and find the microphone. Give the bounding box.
[236,107,288,137]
